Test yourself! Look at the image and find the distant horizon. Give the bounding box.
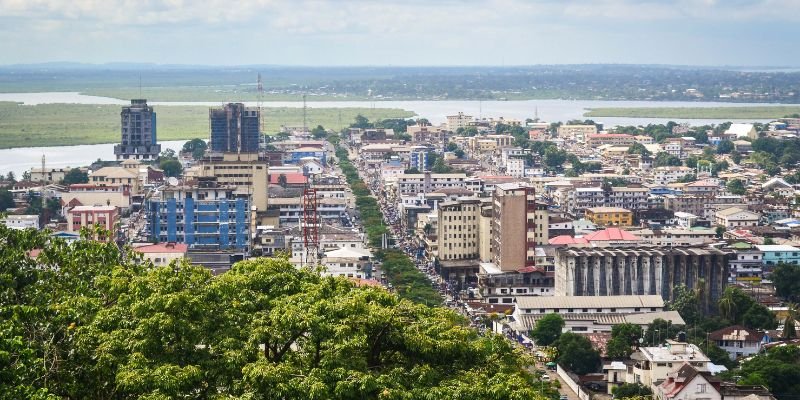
[2,62,800,70]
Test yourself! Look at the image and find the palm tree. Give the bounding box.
[718,291,736,322]
[784,303,799,339]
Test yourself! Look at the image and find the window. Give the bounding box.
[697,383,707,393]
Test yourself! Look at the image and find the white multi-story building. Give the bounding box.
[652,166,694,185]
[446,112,473,131]
[505,158,525,178]
[396,173,468,195]
[2,215,40,230]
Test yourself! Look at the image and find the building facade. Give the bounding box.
[209,103,260,153]
[147,177,250,250]
[114,99,161,161]
[555,247,730,312]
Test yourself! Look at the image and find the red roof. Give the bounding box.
[583,228,641,242]
[134,243,188,254]
[269,173,308,185]
[549,235,589,245]
[28,249,42,258]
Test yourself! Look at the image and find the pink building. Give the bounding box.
[67,205,119,235]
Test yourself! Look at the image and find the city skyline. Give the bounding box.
[1,0,799,67]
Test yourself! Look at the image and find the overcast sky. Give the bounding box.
[1,0,798,66]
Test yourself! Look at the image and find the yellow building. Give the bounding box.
[585,207,633,226]
[198,152,269,211]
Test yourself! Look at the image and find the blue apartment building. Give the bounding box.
[147,177,249,250]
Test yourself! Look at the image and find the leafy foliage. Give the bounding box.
[554,332,601,375]
[182,138,208,160]
[530,314,564,346]
[724,345,800,399]
[612,383,652,399]
[605,323,643,359]
[0,225,544,399]
[62,168,89,185]
[771,262,800,302]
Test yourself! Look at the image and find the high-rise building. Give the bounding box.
[114,99,161,160]
[491,183,548,272]
[209,103,260,153]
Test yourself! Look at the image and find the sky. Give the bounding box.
[1,0,799,67]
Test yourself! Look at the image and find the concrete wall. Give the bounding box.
[556,364,592,400]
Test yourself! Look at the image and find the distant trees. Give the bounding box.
[771,263,800,302]
[717,287,777,330]
[653,152,682,167]
[726,178,747,195]
[543,147,568,170]
[182,138,208,160]
[61,168,89,185]
[159,159,182,178]
[530,314,564,346]
[725,345,800,398]
[716,140,735,154]
[627,142,651,156]
[0,189,14,211]
[311,125,327,139]
[555,332,601,375]
[605,323,643,359]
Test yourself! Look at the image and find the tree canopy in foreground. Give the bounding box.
[0,226,543,399]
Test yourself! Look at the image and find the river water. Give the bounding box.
[0,92,788,177]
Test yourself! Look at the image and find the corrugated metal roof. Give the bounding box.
[516,295,664,310]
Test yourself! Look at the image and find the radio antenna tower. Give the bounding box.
[301,172,319,266]
[302,93,308,134]
[257,73,265,145]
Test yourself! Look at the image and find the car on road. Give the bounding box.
[559,395,568,400]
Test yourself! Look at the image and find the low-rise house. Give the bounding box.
[708,325,764,360]
[630,340,711,389]
[715,207,760,229]
[133,242,188,266]
[656,363,721,400]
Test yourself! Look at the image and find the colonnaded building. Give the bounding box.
[554,247,730,312]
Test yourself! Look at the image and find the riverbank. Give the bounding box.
[0,102,414,148]
[584,106,800,119]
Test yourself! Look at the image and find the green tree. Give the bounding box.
[0,189,14,211]
[731,150,743,164]
[627,142,651,156]
[352,114,373,129]
[159,159,182,178]
[653,152,682,167]
[311,125,327,139]
[530,314,564,346]
[727,178,747,195]
[670,285,701,325]
[772,263,800,302]
[612,383,652,399]
[446,142,458,152]
[61,168,89,185]
[0,226,548,399]
[277,173,288,188]
[727,345,800,398]
[685,155,698,169]
[182,138,208,160]
[554,332,601,375]
[606,323,643,359]
[543,147,567,170]
[454,149,465,158]
[742,303,778,330]
[644,318,682,346]
[717,140,735,154]
[431,158,453,173]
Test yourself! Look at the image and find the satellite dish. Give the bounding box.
[167,177,179,186]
